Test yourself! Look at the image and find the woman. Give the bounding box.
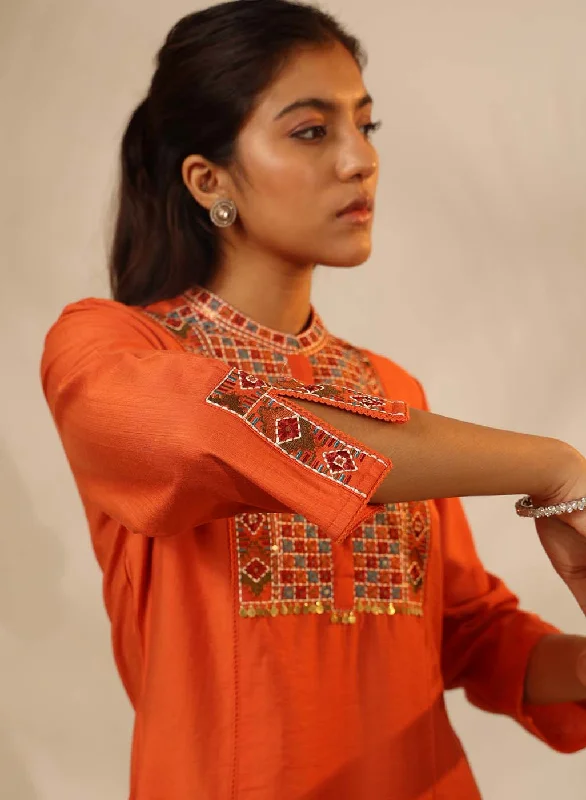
[41,1,586,797]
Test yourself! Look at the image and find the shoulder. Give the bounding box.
[43,296,184,352]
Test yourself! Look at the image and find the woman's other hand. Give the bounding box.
[534,465,586,616]
[535,513,586,616]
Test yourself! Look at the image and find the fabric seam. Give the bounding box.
[228,517,241,800]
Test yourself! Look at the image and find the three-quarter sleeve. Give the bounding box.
[41,299,408,542]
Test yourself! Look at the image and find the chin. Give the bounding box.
[319,240,373,268]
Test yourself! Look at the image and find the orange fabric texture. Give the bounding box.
[41,287,586,799]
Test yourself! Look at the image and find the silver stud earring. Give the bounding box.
[210,198,237,228]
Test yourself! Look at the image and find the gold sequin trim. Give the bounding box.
[238,600,423,623]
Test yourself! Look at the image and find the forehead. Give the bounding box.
[254,42,367,117]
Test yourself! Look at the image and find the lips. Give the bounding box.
[336,196,374,217]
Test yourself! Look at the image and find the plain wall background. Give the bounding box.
[1,0,585,797]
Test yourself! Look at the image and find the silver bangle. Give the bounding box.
[515,495,586,518]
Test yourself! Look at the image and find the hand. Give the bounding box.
[524,632,586,703]
[535,509,586,616]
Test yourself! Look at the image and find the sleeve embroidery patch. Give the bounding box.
[205,368,268,416]
[207,368,394,498]
[261,375,409,422]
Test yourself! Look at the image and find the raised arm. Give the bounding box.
[293,399,584,506]
[295,395,586,615]
[42,298,586,586]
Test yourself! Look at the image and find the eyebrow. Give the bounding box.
[274,93,373,120]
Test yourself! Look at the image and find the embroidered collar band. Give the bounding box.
[184,286,328,355]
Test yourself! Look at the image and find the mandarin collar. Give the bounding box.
[184,285,328,355]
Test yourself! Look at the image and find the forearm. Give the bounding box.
[524,634,586,705]
[294,402,584,505]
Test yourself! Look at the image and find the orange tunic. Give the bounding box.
[41,286,586,799]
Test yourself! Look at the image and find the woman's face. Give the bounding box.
[228,42,380,269]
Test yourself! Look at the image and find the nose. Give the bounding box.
[335,128,378,183]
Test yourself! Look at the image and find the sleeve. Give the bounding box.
[437,494,586,753]
[415,384,586,754]
[40,298,409,542]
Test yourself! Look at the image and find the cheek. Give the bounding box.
[261,166,319,210]
[241,140,321,207]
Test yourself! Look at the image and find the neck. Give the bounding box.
[204,244,315,335]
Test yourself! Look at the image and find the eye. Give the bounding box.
[360,120,382,139]
[291,125,328,141]
[291,120,382,142]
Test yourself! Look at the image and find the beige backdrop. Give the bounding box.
[1,0,585,797]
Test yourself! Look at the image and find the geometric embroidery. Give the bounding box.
[276,415,301,444]
[309,337,385,396]
[242,558,271,592]
[143,286,430,624]
[237,512,275,604]
[206,369,267,417]
[324,449,357,474]
[350,392,385,411]
[182,287,329,354]
[272,379,408,422]
[207,368,389,497]
[352,501,430,615]
[235,511,334,618]
[145,304,290,381]
[203,366,408,425]
[234,501,430,621]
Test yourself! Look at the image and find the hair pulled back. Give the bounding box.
[109,0,365,305]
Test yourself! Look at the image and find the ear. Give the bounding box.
[181,155,229,210]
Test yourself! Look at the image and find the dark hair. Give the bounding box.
[108,0,365,306]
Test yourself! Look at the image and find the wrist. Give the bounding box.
[531,443,586,507]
